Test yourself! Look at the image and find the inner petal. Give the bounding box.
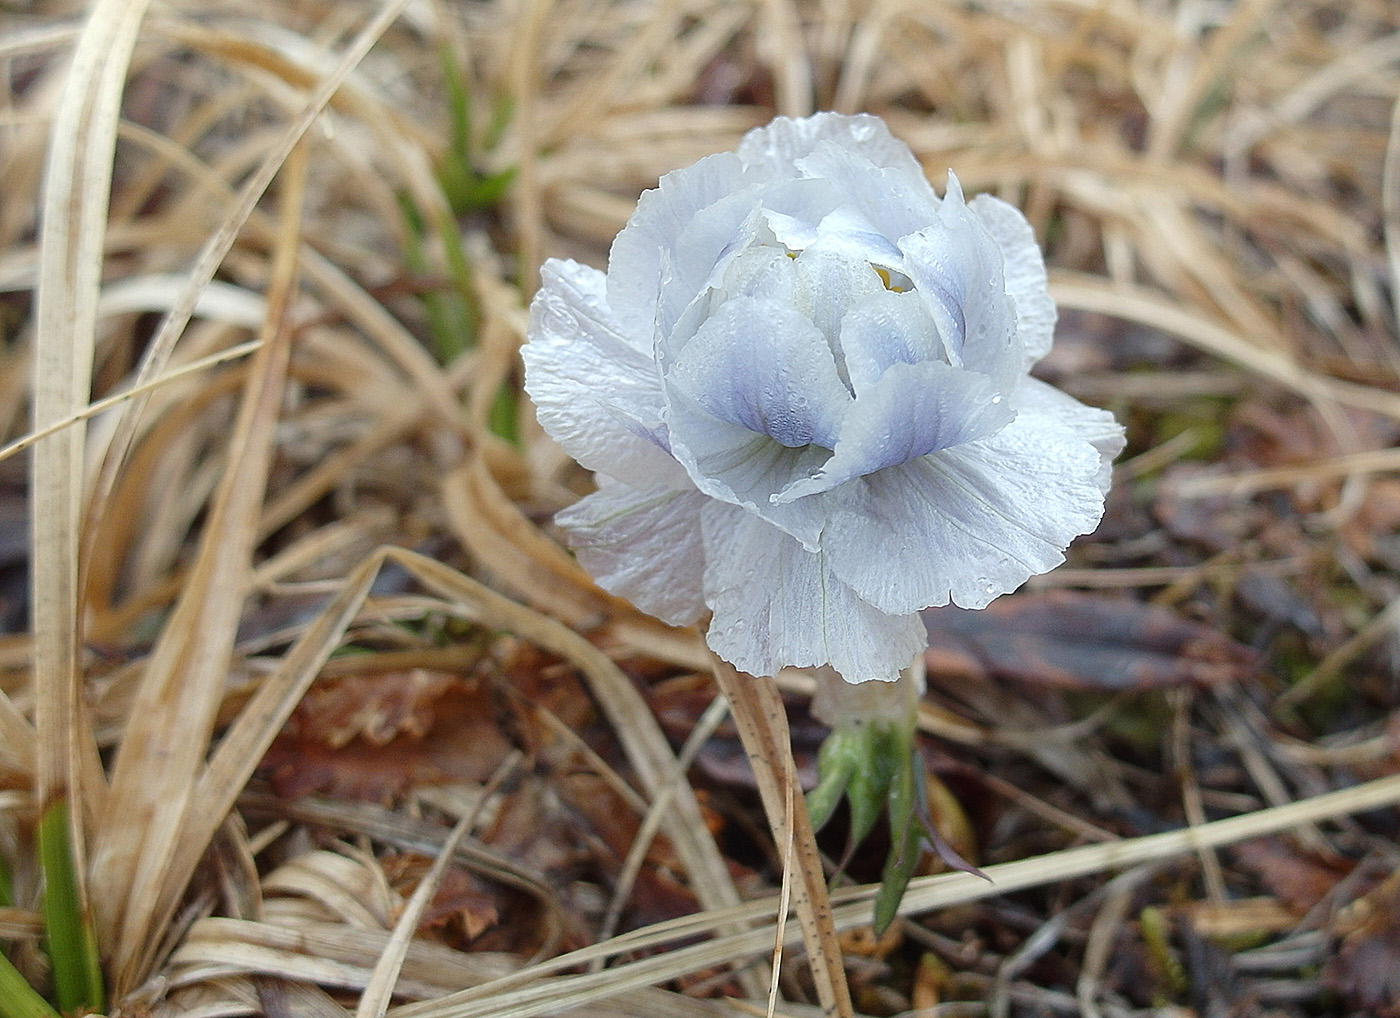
[666,296,849,449]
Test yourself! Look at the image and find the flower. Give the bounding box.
[523,112,1124,683]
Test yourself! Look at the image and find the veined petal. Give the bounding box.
[795,141,939,248]
[657,177,842,342]
[1011,377,1126,491]
[606,151,751,340]
[556,479,709,626]
[969,194,1056,369]
[899,173,1022,390]
[738,113,935,198]
[667,296,850,449]
[774,361,1014,503]
[791,245,886,386]
[701,502,929,681]
[822,405,1111,614]
[523,259,686,487]
[667,393,829,546]
[838,288,946,394]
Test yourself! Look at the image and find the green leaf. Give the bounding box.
[38,801,104,1014]
[0,951,60,1018]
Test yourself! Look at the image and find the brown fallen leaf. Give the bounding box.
[259,670,514,799]
[922,590,1257,690]
[382,853,503,942]
[1326,867,1400,1017]
[1231,837,1354,913]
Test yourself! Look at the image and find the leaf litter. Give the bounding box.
[3,0,1400,1016]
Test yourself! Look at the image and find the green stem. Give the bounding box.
[38,801,104,1014]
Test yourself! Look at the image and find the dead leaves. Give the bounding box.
[923,591,1258,691]
[261,670,513,801]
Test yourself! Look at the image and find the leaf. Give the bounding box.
[260,673,514,800]
[922,590,1257,690]
[1326,869,1400,1017]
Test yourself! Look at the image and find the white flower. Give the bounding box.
[523,113,1124,683]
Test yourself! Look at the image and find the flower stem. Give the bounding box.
[707,652,854,1018]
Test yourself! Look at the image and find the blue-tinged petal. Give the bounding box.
[738,113,936,202]
[774,361,1014,503]
[838,288,946,394]
[822,405,1110,614]
[606,151,752,340]
[1011,377,1126,491]
[523,259,686,487]
[556,478,709,626]
[701,502,929,682]
[969,194,1056,369]
[898,173,1022,390]
[656,177,842,343]
[791,246,887,359]
[667,392,830,546]
[667,296,850,450]
[794,141,939,249]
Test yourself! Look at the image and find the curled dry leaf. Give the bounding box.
[922,590,1258,690]
[260,672,514,800]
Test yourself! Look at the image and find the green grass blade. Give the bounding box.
[38,801,104,1014]
[0,951,60,1018]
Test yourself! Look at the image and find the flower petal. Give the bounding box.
[774,361,1015,502]
[1011,377,1126,491]
[822,401,1112,614]
[657,177,842,341]
[898,173,1022,390]
[555,478,709,626]
[837,288,945,394]
[701,502,929,681]
[606,151,751,340]
[664,295,848,547]
[969,193,1056,368]
[523,259,685,486]
[794,142,939,251]
[738,112,934,194]
[791,246,886,354]
[667,296,849,450]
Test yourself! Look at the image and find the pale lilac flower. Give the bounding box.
[523,113,1124,683]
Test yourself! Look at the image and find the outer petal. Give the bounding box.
[738,113,935,202]
[822,403,1111,614]
[1011,377,1126,491]
[774,361,1014,503]
[969,193,1056,368]
[898,173,1022,390]
[606,151,752,340]
[523,259,686,487]
[555,478,709,626]
[701,502,928,681]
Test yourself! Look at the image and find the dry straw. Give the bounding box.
[2,0,1399,1015]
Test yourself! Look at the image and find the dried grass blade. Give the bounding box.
[373,551,757,980]
[1051,275,1400,421]
[707,655,851,1018]
[182,549,391,926]
[356,753,521,1018]
[92,140,309,998]
[82,0,418,577]
[31,0,153,1010]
